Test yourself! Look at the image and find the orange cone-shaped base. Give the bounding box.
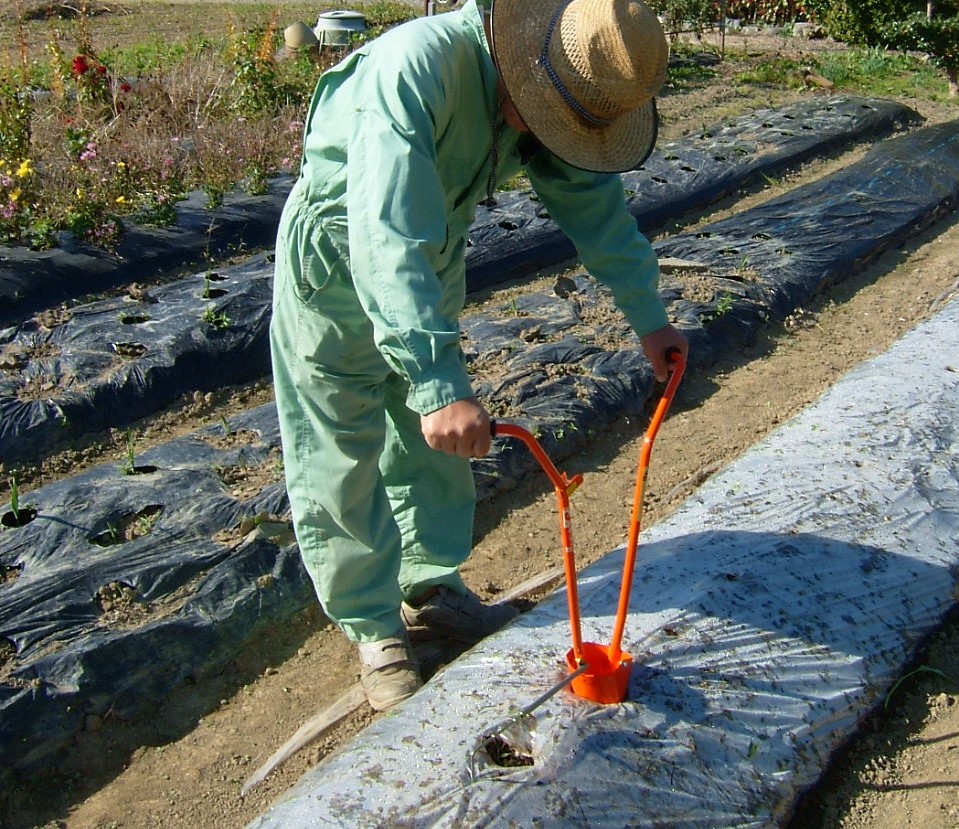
[566,642,633,704]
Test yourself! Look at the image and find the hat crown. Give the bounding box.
[550,0,667,123]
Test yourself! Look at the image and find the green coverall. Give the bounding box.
[270,0,669,643]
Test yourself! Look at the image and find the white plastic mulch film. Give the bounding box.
[247,295,959,828]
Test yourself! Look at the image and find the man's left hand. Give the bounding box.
[640,323,688,382]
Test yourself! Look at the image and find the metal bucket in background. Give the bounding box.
[313,10,367,47]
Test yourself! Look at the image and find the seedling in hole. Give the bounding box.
[715,291,735,316]
[220,414,233,436]
[3,472,37,528]
[136,511,160,537]
[884,665,948,709]
[703,291,735,324]
[202,306,231,330]
[8,474,21,524]
[119,429,137,475]
[95,521,120,546]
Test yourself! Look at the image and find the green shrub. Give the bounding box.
[805,0,921,43]
[883,10,959,94]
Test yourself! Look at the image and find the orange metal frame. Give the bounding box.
[492,352,686,703]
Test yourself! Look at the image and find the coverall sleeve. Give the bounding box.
[344,63,475,416]
[526,152,669,338]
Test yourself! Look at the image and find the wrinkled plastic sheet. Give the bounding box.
[468,118,959,498]
[465,95,919,288]
[245,292,959,829]
[0,405,314,773]
[0,176,293,328]
[2,110,958,785]
[0,96,915,329]
[0,110,950,470]
[0,252,275,462]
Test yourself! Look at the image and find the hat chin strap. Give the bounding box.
[536,1,611,128]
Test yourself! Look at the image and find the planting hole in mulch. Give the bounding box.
[87,504,164,547]
[118,312,150,325]
[1,564,22,584]
[121,463,159,475]
[481,735,534,769]
[1,506,38,528]
[95,581,148,626]
[0,637,16,671]
[111,342,148,358]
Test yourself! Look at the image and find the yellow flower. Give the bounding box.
[76,188,83,199]
[11,188,21,202]
[16,159,32,178]
[115,195,127,204]
[116,161,126,169]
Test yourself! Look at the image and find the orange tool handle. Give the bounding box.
[607,352,686,664]
[491,421,585,663]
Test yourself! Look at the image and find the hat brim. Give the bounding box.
[490,0,659,173]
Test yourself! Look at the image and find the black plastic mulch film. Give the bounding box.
[0,97,919,463]
[2,95,958,783]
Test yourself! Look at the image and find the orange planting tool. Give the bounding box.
[492,350,685,704]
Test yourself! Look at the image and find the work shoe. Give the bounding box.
[401,586,520,644]
[358,631,422,712]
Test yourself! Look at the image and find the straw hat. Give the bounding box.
[489,0,668,172]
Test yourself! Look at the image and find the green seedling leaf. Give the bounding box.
[884,665,948,709]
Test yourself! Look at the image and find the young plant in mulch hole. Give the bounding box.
[117,428,157,476]
[202,306,231,330]
[1,473,38,529]
[202,271,229,300]
[88,504,164,547]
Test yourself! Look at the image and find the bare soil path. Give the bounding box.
[1,18,959,829]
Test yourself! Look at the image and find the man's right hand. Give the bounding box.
[420,397,491,458]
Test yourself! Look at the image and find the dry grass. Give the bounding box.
[0,1,414,248]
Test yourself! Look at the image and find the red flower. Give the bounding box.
[120,82,132,93]
[71,55,89,77]
[97,65,107,75]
